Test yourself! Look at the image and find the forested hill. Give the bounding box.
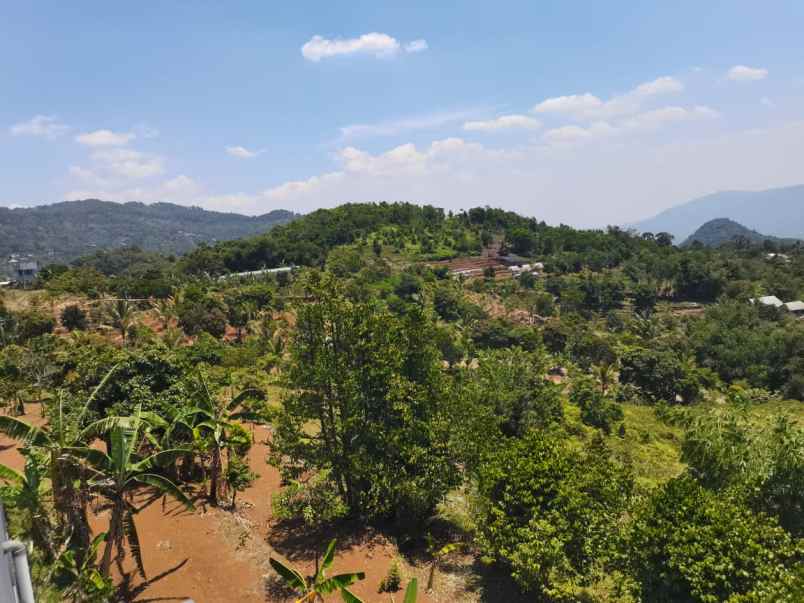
[179,202,641,275]
[0,199,297,263]
[683,218,802,248]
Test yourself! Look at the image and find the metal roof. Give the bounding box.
[784,300,804,312]
[752,295,784,307]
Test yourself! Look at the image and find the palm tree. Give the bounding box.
[70,408,194,578]
[108,299,136,344]
[269,538,365,603]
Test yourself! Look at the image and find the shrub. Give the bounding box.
[475,431,633,597]
[378,560,402,593]
[15,310,55,342]
[271,471,348,527]
[625,475,801,602]
[60,304,88,331]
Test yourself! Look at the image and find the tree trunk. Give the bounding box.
[209,447,221,505]
[101,501,122,578]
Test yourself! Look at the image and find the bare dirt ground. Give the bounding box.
[1,412,511,602]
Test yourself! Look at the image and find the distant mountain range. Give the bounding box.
[682,218,801,248]
[633,184,804,243]
[0,199,297,264]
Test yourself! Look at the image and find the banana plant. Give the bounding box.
[193,372,265,505]
[0,455,55,560]
[0,366,119,554]
[69,407,194,578]
[270,538,365,603]
[57,532,115,602]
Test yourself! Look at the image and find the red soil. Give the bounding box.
[0,415,446,602]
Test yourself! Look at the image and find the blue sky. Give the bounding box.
[2,1,803,226]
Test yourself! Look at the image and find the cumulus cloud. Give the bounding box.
[64,174,201,204]
[75,129,135,147]
[90,148,164,179]
[532,76,684,121]
[10,115,70,139]
[265,172,344,201]
[226,145,261,159]
[727,65,768,82]
[463,114,541,132]
[532,93,603,116]
[301,32,427,61]
[542,122,617,145]
[634,76,685,96]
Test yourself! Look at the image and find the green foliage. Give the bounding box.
[176,286,228,338]
[269,538,366,603]
[378,559,402,593]
[682,407,804,537]
[475,431,633,598]
[270,273,459,527]
[60,304,88,331]
[272,471,349,527]
[620,347,702,404]
[625,475,802,602]
[15,309,55,342]
[570,376,624,434]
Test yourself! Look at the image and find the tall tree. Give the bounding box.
[270,273,459,525]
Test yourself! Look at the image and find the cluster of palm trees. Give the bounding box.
[0,366,266,599]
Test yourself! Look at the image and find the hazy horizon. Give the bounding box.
[3,2,803,228]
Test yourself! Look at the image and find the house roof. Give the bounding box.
[784,300,804,312]
[752,295,784,307]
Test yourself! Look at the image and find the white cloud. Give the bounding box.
[532,76,684,121]
[404,39,428,53]
[543,121,617,145]
[463,114,541,132]
[89,148,165,179]
[301,33,427,61]
[339,109,478,140]
[226,145,261,159]
[634,76,684,96]
[532,93,603,116]
[64,174,200,204]
[75,129,135,147]
[9,115,70,139]
[302,33,400,61]
[727,65,768,82]
[760,96,775,108]
[622,105,719,130]
[265,172,344,201]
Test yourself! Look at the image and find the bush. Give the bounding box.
[475,432,633,597]
[378,560,402,593]
[625,475,801,602]
[15,310,55,342]
[271,471,348,527]
[60,304,88,331]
